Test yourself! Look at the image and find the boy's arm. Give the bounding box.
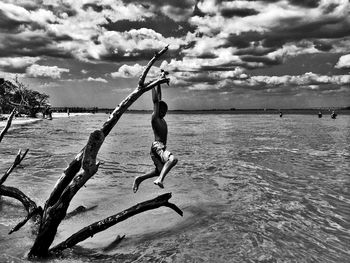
[152,84,161,117]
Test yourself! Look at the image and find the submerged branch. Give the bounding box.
[0,109,16,143]
[9,206,43,234]
[49,193,182,253]
[0,184,42,233]
[0,149,29,186]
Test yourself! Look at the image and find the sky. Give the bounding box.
[0,0,350,110]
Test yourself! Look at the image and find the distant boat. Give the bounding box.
[331,111,337,119]
[318,111,322,118]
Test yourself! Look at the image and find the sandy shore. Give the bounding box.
[0,112,93,128]
[0,117,42,128]
[52,112,93,118]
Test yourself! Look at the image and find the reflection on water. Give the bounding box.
[0,113,349,262]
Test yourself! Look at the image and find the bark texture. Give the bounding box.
[27,46,178,258]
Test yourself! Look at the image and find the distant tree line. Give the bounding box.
[0,77,50,117]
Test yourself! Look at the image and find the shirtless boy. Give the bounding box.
[132,84,178,193]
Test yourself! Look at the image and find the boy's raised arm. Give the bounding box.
[152,84,161,116]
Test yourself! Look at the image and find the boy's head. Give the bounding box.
[159,100,168,118]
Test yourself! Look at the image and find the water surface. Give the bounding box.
[0,113,349,262]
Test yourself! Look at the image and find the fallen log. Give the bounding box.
[50,193,182,253]
[65,205,98,220]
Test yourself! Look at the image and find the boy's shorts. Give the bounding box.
[150,141,172,172]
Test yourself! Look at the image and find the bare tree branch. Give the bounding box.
[29,130,104,257]
[0,149,29,186]
[49,193,182,254]
[138,45,169,87]
[9,206,43,234]
[28,46,175,258]
[0,108,16,143]
[45,48,170,211]
[0,184,42,233]
[0,185,37,213]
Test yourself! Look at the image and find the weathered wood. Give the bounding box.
[49,193,183,253]
[29,130,104,257]
[44,152,83,212]
[0,185,38,214]
[45,47,170,209]
[0,46,180,258]
[0,149,29,186]
[65,205,98,220]
[0,108,15,143]
[0,184,42,233]
[101,46,170,137]
[9,206,42,234]
[138,45,168,86]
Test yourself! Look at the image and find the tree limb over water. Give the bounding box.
[0,46,182,258]
[50,193,182,254]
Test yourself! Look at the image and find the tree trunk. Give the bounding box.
[28,46,173,258]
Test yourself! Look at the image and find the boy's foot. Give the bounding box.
[132,177,141,193]
[153,180,164,189]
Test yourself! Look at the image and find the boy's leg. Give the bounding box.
[133,169,158,193]
[154,155,178,188]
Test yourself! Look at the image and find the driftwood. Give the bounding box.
[0,117,40,233]
[1,46,182,258]
[0,108,16,143]
[0,149,29,186]
[49,193,182,254]
[65,205,98,220]
[27,46,177,258]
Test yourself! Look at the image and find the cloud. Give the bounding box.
[111,62,163,79]
[188,0,350,68]
[335,54,350,69]
[247,72,350,87]
[86,77,108,83]
[26,64,69,79]
[0,56,40,71]
[111,63,143,78]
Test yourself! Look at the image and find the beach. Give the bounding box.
[0,113,349,262]
[0,112,94,129]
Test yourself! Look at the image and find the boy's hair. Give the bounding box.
[159,100,168,112]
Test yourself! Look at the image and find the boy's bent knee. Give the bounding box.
[169,155,178,165]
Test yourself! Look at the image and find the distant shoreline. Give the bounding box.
[125,109,350,115]
[50,107,350,115]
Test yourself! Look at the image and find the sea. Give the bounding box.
[0,113,349,263]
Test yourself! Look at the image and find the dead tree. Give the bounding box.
[0,46,183,258]
[0,110,41,233]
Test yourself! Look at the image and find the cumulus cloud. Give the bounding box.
[0,56,40,70]
[1,0,350,108]
[111,62,163,78]
[335,54,350,69]
[86,77,108,83]
[26,64,69,79]
[111,63,144,78]
[247,72,350,87]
